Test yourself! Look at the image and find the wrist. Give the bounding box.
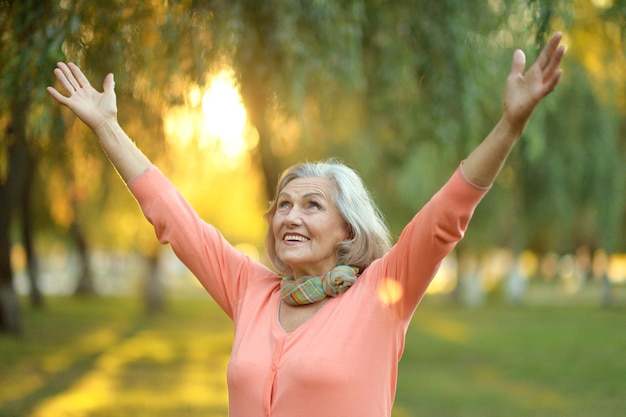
[498,115,527,140]
[92,117,119,135]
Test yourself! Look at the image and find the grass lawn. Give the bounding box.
[395,300,626,416]
[0,295,624,417]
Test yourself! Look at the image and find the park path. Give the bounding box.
[1,297,232,417]
[29,326,231,417]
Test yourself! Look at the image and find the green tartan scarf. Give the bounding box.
[280,265,359,306]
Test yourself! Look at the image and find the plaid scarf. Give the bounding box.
[280,265,359,306]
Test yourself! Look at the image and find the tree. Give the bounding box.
[0,0,70,333]
[1,0,623,333]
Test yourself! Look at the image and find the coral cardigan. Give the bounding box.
[128,164,488,417]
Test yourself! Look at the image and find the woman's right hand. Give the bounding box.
[47,62,117,131]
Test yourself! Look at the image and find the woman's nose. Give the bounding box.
[284,206,303,225]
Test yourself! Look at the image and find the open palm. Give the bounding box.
[47,62,117,131]
[503,32,565,128]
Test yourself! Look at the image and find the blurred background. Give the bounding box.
[0,0,624,416]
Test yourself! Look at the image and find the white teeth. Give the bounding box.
[284,234,308,242]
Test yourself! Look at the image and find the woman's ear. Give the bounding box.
[345,223,355,240]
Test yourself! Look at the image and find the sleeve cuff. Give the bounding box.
[458,160,492,192]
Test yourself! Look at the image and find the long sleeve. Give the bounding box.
[365,162,490,321]
[127,166,276,318]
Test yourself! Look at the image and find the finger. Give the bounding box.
[46,85,69,105]
[537,32,563,70]
[56,62,81,92]
[68,62,92,89]
[102,73,115,93]
[510,49,526,76]
[544,68,563,94]
[53,67,77,96]
[543,45,566,79]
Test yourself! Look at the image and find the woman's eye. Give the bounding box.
[308,201,321,209]
[278,200,291,209]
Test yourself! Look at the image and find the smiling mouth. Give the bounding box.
[283,234,309,242]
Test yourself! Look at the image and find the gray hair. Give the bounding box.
[264,158,392,275]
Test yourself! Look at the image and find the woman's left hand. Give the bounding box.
[503,32,566,129]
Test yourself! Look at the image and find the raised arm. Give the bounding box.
[47,62,151,182]
[462,32,566,187]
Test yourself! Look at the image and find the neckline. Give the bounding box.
[275,295,331,334]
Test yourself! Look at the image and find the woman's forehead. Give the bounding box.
[280,177,336,198]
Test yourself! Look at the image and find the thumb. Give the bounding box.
[103,73,115,93]
[510,49,526,76]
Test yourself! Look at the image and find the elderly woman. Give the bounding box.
[48,32,565,417]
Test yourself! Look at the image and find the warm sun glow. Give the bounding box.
[162,69,267,246]
[165,69,259,171]
[377,278,404,305]
[200,71,257,167]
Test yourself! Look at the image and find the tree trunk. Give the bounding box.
[144,249,165,315]
[239,70,280,200]
[71,217,95,295]
[0,189,20,333]
[234,4,284,201]
[0,96,30,334]
[21,153,44,308]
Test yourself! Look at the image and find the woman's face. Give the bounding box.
[272,177,348,278]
